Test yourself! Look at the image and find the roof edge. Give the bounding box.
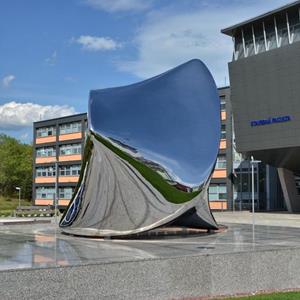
[221,0,300,36]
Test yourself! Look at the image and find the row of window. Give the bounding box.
[208,184,227,201]
[216,155,226,169]
[60,144,81,156]
[36,147,56,157]
[36,187,75,200]
[36,165,81,177]
[60,122,82,135]
[36,127,56,137]
[36,122,82,137]
[36,144,82,157]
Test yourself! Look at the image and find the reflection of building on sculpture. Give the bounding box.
[60,59,221,237]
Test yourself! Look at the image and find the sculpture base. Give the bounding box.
[2,221,300,299]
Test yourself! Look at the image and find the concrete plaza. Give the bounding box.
[1,212,300,299]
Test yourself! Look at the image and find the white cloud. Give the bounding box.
[119,0,290,86]
[45,51,57,66]
[76,35,121,51]
[2,75,15,87]
[0,101,76,130]
[84,0,152,12]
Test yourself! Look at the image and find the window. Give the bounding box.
[36,147,56,157]
[294,174,300,195]
[36,187,55,200]
[36,166,56,177]
[220,98,226,111]
[59,187,74,199]
[209,184,227,201]
[59,144,81,156]
[216,155,226,169]
[221,124,226,139]
[59,165,81,176]
[59,122,82,135]
[36,126,56,137]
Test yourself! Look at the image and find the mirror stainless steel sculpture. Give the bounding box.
[60,59,220,237]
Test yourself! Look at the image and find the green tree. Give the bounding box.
[0,134,32,200]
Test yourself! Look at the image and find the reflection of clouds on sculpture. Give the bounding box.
[60,59,220,237]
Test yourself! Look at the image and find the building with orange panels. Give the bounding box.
[208,86,233,211]
[33,113,87,208]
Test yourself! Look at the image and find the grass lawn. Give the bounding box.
[218,291,300,300]
[0,196,31,216]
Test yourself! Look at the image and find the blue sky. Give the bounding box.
[0,0,291,142]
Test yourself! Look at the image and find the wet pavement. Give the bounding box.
[1,221,300,271]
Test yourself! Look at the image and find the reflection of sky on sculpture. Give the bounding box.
[89,59,220,188]
[131,148,211,188]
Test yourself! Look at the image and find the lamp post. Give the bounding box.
[55,161,58,224]
[15,187,21,208]
[250,156,261,227]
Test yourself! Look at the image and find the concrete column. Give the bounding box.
[278,168,300,212]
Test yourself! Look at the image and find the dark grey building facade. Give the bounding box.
[222,0,300,212]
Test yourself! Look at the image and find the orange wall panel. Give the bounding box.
[209,201,227,210]
[35,199,53,205]
[36,157,56,164]
[219,139,226,149]
[35,177,56,184]
[59,132,82,141]
[36,136,56,144]
[59,154,82,162]
[221,111,226,120]
[58,176,79,183]
[212,169,227,179]
[59,199,70,206]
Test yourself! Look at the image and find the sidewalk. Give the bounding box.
[0,217,52,225]
[214,211,300,228]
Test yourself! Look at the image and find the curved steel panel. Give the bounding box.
[60,59,220,237]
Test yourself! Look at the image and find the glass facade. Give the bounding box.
[59,122,82,135]
[294,173,300,195]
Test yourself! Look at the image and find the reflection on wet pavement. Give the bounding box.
[1,223,300,271]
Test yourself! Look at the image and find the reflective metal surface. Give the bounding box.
[60,59,220,237]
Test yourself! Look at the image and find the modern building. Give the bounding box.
[208,86,233,211]
[222,0,300,212]
[32,113,87,208]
